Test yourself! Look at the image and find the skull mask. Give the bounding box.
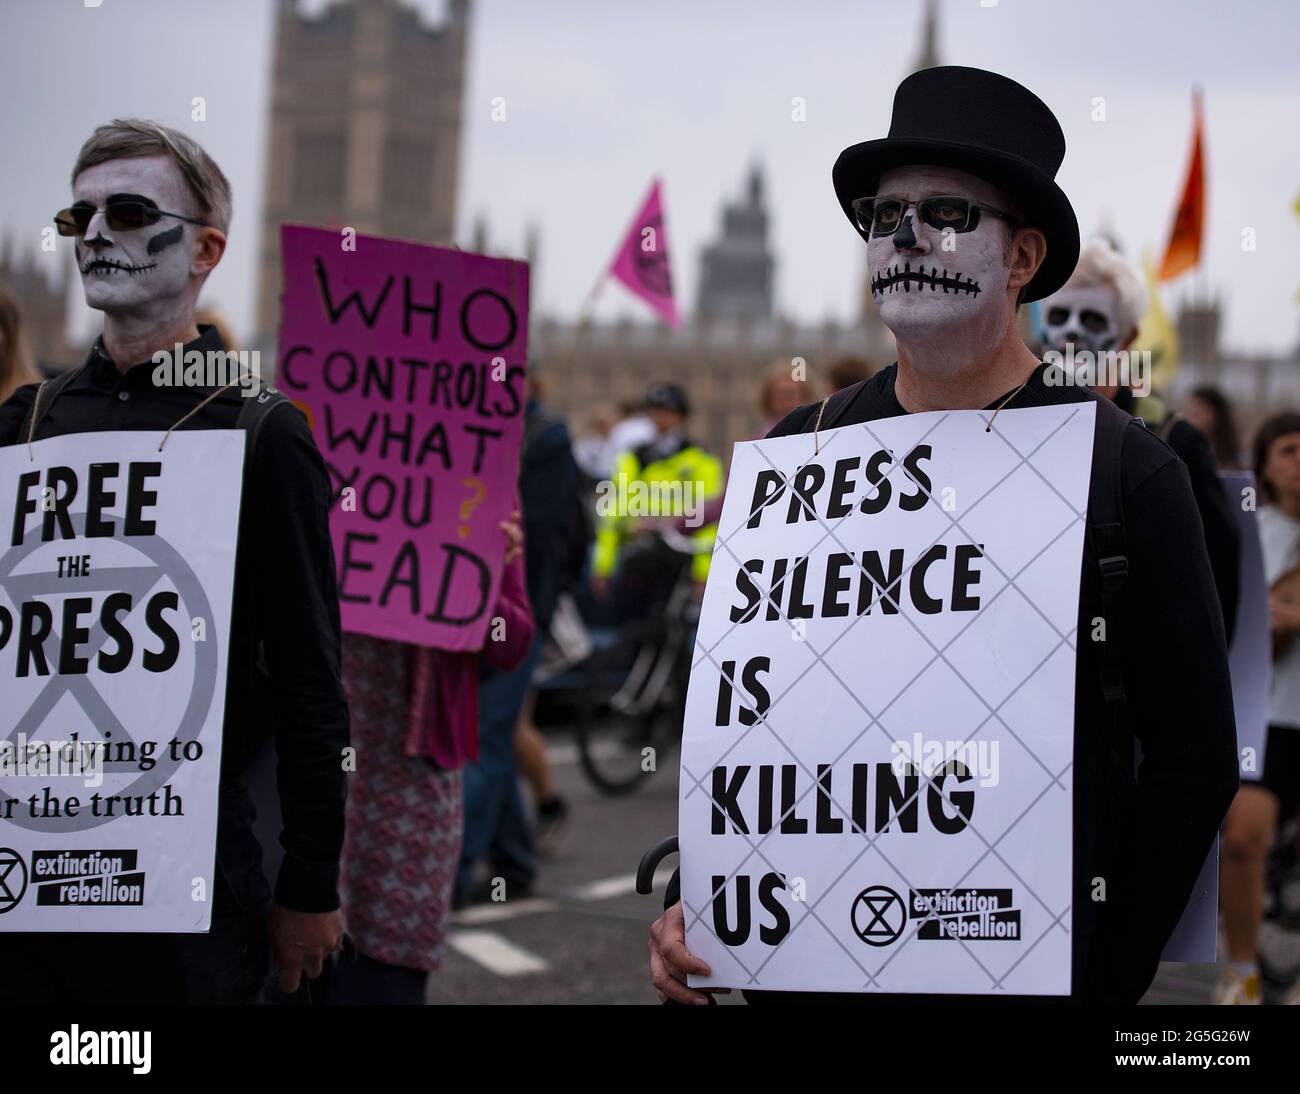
[70,155,201,314]
[1040,285,1121,358]
[866,165,1018,346]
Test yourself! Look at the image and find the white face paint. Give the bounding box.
[70,155,200,314]
[866,166,1016,346]
[1040,284,1121,357]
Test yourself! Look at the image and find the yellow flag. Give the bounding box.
[1132,251,1179,388]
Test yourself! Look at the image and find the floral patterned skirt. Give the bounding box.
[339,634,462,972]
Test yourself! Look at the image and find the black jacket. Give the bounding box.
[0,327,349,917]
[1116,388,1241,644]
[743,363,1238,1005]
[519,400,580,634]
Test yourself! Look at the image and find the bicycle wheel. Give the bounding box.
[575,619,682,796]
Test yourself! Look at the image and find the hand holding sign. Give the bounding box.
[500,509,522,566]
[649,901,723,1005]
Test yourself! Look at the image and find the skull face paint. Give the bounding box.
[867,166,1015,343]
[1040,284,1121,358]
[71,155,198,313]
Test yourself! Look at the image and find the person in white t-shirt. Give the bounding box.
[1217,412,1300,1004]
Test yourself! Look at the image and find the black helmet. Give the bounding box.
[644,382,690,417]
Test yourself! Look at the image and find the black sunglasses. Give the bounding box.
[54,196,210,237]
[851,195,1020,238]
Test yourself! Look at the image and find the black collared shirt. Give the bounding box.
[0,326,349,913]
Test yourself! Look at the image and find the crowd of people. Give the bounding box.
[1,65,1298,1008]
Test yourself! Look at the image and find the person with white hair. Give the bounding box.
[1041,238,1150,408]
[1044,237,1148,359]
[1044,240,1251,1003]
[1041,239,1240,646]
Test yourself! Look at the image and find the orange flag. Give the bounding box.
[1158,88,1206,281]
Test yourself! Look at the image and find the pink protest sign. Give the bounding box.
[277,225,529,652]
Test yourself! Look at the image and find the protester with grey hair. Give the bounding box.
[0,118,350,1003]
[1040,237,1240,642]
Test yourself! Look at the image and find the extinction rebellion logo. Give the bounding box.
[25,849,146,908]
[851,885,1021,945]
[0,846,27,912]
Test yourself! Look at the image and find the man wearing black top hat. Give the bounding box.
[648,66,1238,1005]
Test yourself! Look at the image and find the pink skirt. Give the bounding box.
[339,634,462,971]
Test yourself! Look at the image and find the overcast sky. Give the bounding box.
[1,0,1297,354]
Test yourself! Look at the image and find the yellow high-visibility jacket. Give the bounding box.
[593,438,724,583]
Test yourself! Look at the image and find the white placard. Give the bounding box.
[1159,469,1267,963]
[679,403,1096,994]
[1223,470,1270,768]
[0,430,243,932]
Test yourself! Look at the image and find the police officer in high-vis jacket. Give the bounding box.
[593,383,723,617]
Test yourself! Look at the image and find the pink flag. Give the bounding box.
[607,178,681,328]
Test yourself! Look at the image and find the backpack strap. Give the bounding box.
[234,386,300,677]
[1086,392,1137,707]
[19,362,89,448]
[234,386,298,486]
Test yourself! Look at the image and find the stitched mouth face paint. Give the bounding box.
[80,255,159,277]
[70,156,199,313]
[871,262,982,297]
[866,165,1015,343]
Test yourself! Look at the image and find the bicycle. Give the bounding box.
[572,526,707,795]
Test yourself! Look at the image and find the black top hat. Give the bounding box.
[832,66,1079,303]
